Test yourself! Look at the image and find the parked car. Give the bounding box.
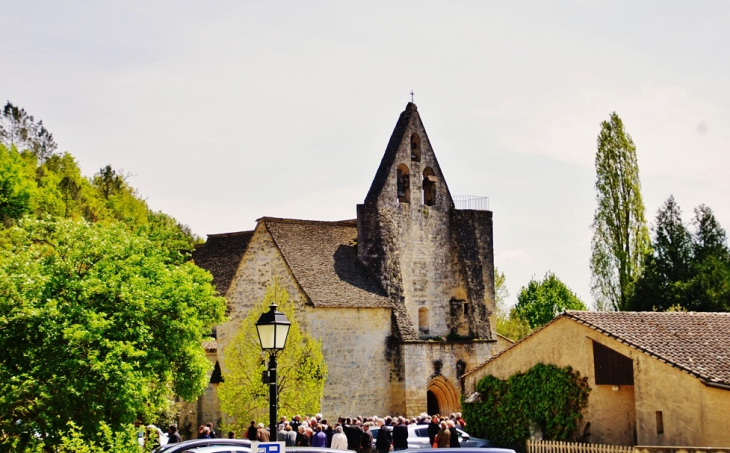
[180,446,251,453]
[401,448,515,453]
[155,441,357,453]
[370,425,492,450]
[152,438,251,453]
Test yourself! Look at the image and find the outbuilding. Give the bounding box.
[463,311,730,447]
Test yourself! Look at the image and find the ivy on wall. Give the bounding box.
[462,363,590,449]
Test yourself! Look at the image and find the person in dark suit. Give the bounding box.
[375,419,392,453]
[428,416,440,446]
[392,418,408,451]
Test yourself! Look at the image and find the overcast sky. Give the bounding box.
[4,1,730,308]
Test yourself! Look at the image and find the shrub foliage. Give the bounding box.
[462,363,590,450]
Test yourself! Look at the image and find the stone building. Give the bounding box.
[463,311,730,447]
[184,102,509,431]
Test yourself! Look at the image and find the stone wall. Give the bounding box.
[218,223,309,372]
[179,350,221,440]
[401,340,498,417]
[304,306,394,417]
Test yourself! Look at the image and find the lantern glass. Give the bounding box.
[257,323,276,350]
[275,323,290,349]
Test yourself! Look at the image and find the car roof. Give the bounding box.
[181,446,250,453]
[402,449,514,453]
[153,439,252,453]
[286,448,353,453]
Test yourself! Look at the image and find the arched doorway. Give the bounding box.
[427,376,460,415]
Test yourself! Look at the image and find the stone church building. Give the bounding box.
[185,102,509,430]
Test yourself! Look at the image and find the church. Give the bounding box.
[184,102,510,431]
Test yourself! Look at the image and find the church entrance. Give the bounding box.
[427,390,439,415]
[427,376,460,415]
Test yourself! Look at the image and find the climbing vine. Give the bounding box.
[462,363,590,450]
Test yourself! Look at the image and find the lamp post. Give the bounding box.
[255,303,291,435]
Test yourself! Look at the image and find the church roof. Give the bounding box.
[261,217,392,308]
[192,230,254,296]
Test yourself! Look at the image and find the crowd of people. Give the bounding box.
[232,412,468,451]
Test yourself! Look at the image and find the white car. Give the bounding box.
[370,424,492,450]
[181,447,250,453]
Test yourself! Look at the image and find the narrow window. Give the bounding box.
[411,133,421,161]
[656,411,664,435]
[397,164,410,203]
[456,360,467,379]
[419,307,430,332]
[463,302,470,316]
[422,167,436,206]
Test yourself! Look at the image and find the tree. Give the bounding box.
[0,101,57,163]
[93,165,126,199]
[630,200,730,312]
[0,144,37,221]
[494,268,532,341]
[0,217,226,449]
[590,112,651,311]
[629,196,692,311]
[218,281,327,433]
[515,272,586,329]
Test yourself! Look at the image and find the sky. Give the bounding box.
[4,1,730,308]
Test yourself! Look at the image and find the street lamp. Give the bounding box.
[255,303,291,434]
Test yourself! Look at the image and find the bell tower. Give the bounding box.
[357,102,495,341]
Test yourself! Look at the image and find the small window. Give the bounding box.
[656,411,664,435]
[463,302,470,316]
[419,307,430,332]
[411,133,421,161]
[422,167,436,206]
[456,360,467,379]
[397,164,410,203]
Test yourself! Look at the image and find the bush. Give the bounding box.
[462,363,590,450]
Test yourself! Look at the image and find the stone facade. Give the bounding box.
[190,103,500,431]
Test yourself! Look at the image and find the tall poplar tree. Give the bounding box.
[590,112,650,311]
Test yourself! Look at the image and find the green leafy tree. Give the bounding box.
[494,268,532,341]
[219,281,327,433]
[686,205,730,311]
[0,144,37,221]
[631,199,730,312]
[590,112,651,311]
[515,272,586,329]
[0,217,226,449]
[630,196,692,311]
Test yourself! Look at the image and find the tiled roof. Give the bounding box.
[464,311,730,387]
[192,230,254,296]
[566,311,730,387]
[262,217,391,308]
